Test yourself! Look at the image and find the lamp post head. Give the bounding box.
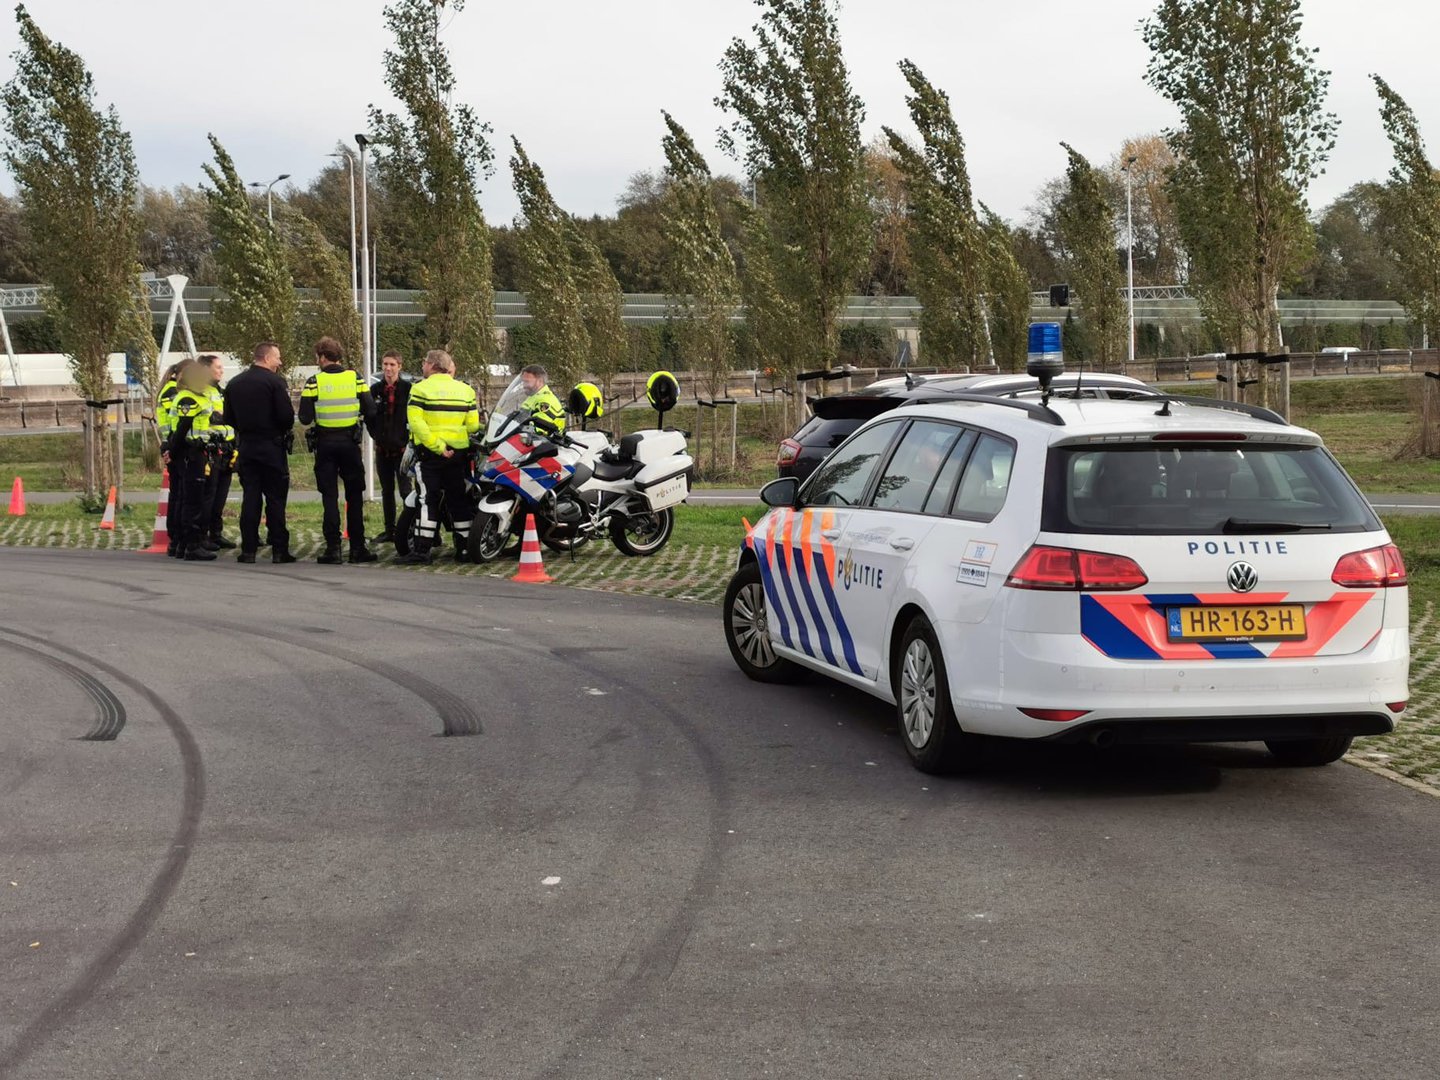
[355,133,370,151]
[276,173,290,183]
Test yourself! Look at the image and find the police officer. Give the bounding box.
[199,354,237,550]
[224,340,296,564]
[519,364,566,433]
[169,362,235,561]
[400,349,479,565]
[299,336,376,564]
[155,358,191,557]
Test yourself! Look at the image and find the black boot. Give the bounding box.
[211,534,237,550]
[397,540,433,565]
[237,551,257,564]
[317,547,343,565]
[348,547,378,564]
[272,549,297,564]
[183,544,217,562]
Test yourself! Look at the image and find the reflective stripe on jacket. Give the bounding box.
[303,369,363,428]
[407,373,480,453]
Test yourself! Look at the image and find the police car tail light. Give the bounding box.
[1006,545,1148,591]
[1331,544,1407,588]
[777,438,802,467]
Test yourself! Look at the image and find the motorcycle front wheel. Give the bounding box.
[468,513,512,563]
[394,506,418,557]
[609,507,674,557]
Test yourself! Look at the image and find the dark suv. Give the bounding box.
[776,372,1156,481]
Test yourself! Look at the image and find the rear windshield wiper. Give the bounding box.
[1222,517,1333,534]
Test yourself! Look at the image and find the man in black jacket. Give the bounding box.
[222,341,296,564]
[367,350,412,544]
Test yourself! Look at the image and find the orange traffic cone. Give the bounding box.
[7,476,24,516]
[99,486,117,530]
[343,501,349,540]
[142,470,171,553]
[512,518,552,584]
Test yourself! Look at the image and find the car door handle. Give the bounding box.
[821,529,842,540]
[889,537,915,551]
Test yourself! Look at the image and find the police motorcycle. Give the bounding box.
[467,372,693,562]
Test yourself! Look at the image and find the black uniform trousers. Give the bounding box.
[314,431,366,550]
[416,451,472,550]
[202,460,233,540]
[376,448,411,533]
[166,456,184,553]
[237,441,290,554]
[176,445,211,551]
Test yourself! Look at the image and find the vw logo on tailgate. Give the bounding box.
[1227,561,1259,593]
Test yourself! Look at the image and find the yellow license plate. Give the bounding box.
[1167,605,1307,642]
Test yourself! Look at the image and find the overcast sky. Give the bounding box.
[2,0,1437,227]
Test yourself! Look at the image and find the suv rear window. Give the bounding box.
[1043,444,1380,535]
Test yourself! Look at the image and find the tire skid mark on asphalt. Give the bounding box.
[530,645,735,1080]
[0,635,127,741]
[0,624,205,1077]
[0,569,486,739]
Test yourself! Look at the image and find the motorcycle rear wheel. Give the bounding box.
[609,507,674,557]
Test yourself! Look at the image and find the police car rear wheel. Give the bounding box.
[610,508,674,557]
[896,616,969,774]
[724,562,801,684]
[1265,736,1352,766]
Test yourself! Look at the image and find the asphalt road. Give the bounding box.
[0,548,1436,1079]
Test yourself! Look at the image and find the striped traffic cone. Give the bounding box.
[99,486,117,530]
[141,471,170,553]
[512,518,552,584]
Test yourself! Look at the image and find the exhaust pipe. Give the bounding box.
[1089,727,1117,750]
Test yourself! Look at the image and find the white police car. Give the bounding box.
[723,382,1409,774]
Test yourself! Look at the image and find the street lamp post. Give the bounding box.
[355,134,375,501]
[1122,155,1138,366]
[329,152,358,310]
[248,173,291,227]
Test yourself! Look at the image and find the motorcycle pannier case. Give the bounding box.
[633,456,693,511]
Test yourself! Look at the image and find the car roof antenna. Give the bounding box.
[904,370,915,391]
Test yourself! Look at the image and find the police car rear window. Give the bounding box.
[1042,444,1379,535]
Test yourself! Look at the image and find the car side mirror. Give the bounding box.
[761,476,800,508]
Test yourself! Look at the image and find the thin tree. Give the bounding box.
[1372,76,1440,348]
[202,134,299,368]
[1056,143,1127,368]
[978,205,1031,372]
[733,199,805,434]
[717,0,870,371]
[281,207,363,369]
[369,0,496,377]
[509,139,587,389]
[1,3,156,491]
[566,217,629,407]
[882,61,988,368]
[1143,0,1337,366]
[661,112,740,441]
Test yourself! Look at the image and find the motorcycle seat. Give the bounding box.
[593,457,645,483]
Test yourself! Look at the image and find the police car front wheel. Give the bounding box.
[724,562,802,684]
[895,615,970,774]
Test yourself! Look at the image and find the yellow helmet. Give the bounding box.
[567,381,604,418]
[646,370,679,413]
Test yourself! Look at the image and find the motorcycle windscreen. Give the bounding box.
[485,375,531,443]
